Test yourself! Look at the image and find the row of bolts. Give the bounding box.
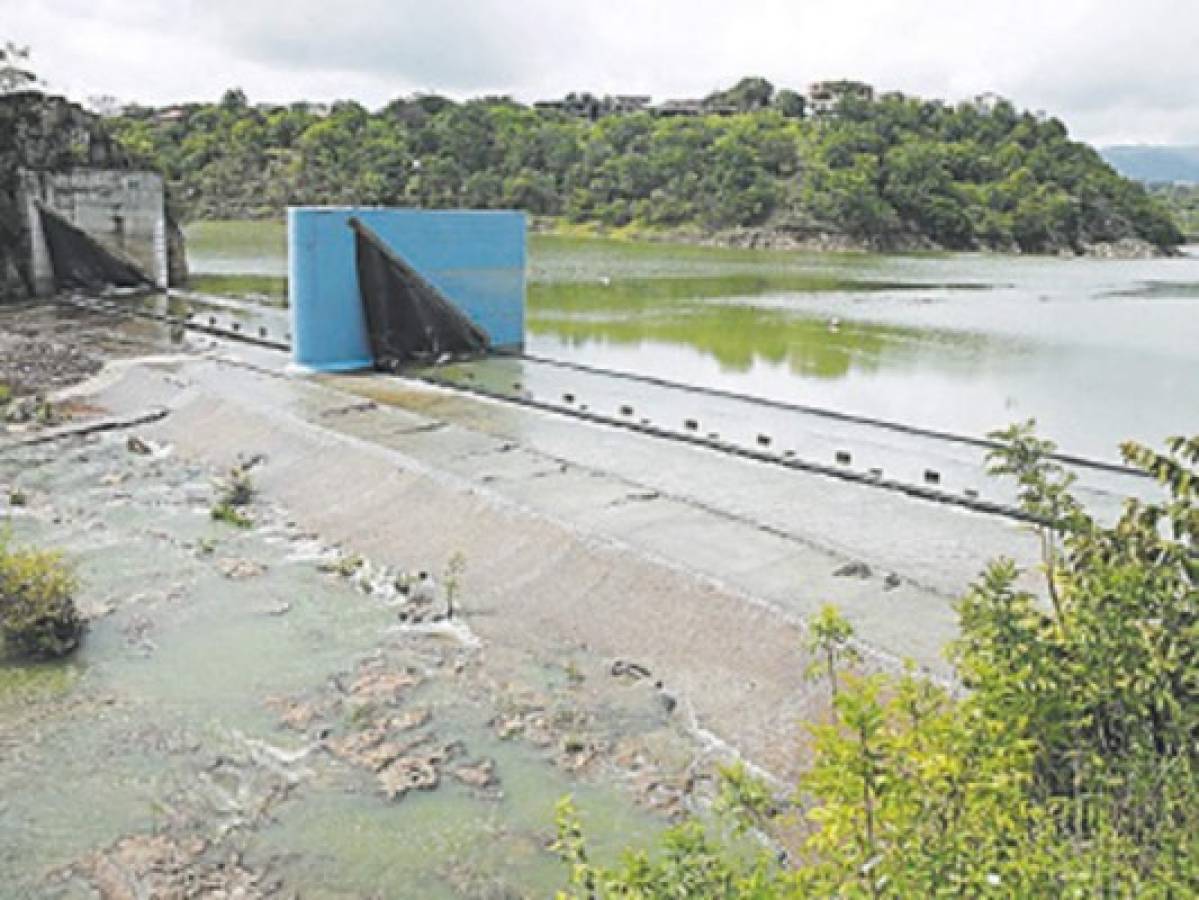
[501,377,982,501]
[161,310,983,501]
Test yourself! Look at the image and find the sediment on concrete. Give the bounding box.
[72,359,866,779]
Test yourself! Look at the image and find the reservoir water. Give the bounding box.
[186,222,1199,464]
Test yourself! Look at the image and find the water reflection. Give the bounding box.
[525,239,1198,459]
[182,223,1199,459]
[531,283,983,379]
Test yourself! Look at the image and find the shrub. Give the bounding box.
[0,533,82,659]
[556,427,1199,897]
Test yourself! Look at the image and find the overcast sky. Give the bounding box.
[6,0,1198,146]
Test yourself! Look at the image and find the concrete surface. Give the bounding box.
[20,168,168,292]
[71,345,1043,780]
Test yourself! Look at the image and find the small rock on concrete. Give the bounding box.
[833,561,872,578]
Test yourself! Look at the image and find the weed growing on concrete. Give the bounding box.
[803,604,861,701]
[443,551,466,620]
[319,553,364,578]
[0,531,82,659]
[211,464,255,528]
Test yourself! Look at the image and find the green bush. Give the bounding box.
[556,427,1199,897]
[0,533,82,659]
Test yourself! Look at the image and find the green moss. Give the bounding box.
[210,502,252,529]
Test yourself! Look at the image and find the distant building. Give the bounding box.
[972,92,1005,114]
[534,93,652,120]
[290,101,331,118]
[154,105,187,123]
[807,80,874,117]
[654,99,706,117]
[652,98,738,118]
[610,95,652,114]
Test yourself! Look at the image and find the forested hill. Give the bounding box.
[109,81,1183,255]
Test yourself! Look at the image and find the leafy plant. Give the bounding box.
[210,464,255,528]
[803,602,861,700]
[553,797,794,898]
[555,427,1198,896]
[210,503,252,529]
[0,531,82,658]
[443,550,466,620]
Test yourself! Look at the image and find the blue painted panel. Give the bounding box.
[289,207,526,372]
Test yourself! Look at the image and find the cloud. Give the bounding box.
[4,0,1198,144]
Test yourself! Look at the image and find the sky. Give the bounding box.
[5,0,1198,146]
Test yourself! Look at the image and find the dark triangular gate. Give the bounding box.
[38,205,152,292]
[350,217,489,369]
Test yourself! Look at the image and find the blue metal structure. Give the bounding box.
[289,207,526,371]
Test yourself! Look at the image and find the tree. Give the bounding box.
[773,89,806,119]
[0,42,38,93]
[103,77,1183,251]
[554,427,1199,897]
[220,87,248,112]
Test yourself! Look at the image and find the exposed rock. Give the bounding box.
[833,560,872,578]
[217,557,266,580]
[1082,238,1164,259]
[125,435,152,455]
[451,757,498,791]
[378,755,440,800]
[883,572,902,591]
[610,659,652,681]
[317,553,363,577]
[348,667,421,703]
[267,697,322,732]
[70,834,269,900]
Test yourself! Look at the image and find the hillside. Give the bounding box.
[109,81,1183,255]
[1101,145,1199,184]
[1150,183,1199,237]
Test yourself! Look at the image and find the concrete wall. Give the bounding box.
[289,207,526,372]
[20,168,168,293]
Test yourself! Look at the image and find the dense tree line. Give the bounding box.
[109,81,1182,253]
[1150,184,1199,238]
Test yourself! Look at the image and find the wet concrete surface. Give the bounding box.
[0,299,1060,892]
[0,427,700,897]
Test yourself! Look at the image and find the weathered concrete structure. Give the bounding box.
[1,92,182,300]
[20,168,169,294]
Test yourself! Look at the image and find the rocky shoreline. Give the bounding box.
[530,216,1173,258]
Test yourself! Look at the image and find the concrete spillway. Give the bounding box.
[43,318,1061,780]
[65,290,1153,527]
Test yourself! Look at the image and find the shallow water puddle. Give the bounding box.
[0,432,683,896]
